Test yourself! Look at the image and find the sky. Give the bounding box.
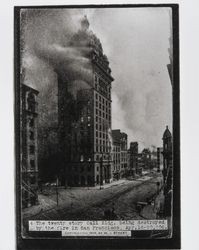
[88,8,173,150]
[22,7,172,151]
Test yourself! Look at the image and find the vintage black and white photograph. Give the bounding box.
[15,5,179,245]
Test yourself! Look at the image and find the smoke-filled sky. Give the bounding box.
[21,7,172,151]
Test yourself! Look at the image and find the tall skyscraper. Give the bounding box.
[58,16,114,186]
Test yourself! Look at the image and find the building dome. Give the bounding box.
[69,15,112,77]
[70,16,106,56]
[163,126,172,139]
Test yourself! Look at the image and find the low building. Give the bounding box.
[21,84,39,208]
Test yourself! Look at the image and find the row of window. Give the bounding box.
[96,145,110,153]
[96,101,111,114]
[95,98,111,112]
[96,138,109,145]
[95,154,108,161]
[95,123,110,133]
[96,116,111,125]
[95,76,111,99]
[113,146,120,152]
[95,93,111,106]
[95,108,111,121]
[96,130,109,140]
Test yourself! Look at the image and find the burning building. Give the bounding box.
[21,84,39,208]
[58,16,114,186]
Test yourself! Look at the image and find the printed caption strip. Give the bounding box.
[29,220,168,237]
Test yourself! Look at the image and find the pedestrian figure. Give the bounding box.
[104,208,111,219]
[111,202,117,219]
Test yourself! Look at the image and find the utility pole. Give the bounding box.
[100,153,103,189]
[56,176,59,206]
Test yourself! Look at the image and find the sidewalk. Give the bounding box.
[140,190,165,219]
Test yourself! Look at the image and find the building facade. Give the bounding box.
[141,148,152,170]
[129,142,138,176]
[112,130,121,180]
[120,132,128,175]
[58,16,114,186]
[112,130,128,179]
[21,84,39,208]
[162,126,173,216]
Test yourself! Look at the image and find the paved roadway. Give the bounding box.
[26,174,162,221]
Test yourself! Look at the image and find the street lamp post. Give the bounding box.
[56,176,59,206]
[100,152,103,189]
[107,145,112,183]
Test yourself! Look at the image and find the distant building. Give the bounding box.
[129,142,138,176]
[150,149,158,170]
[137,153,143,175]
[120,132,128,175]
[157,147,163,172]
[21,84,39,208]
[58,16,114,186]
[141,148,152,170]
[112,130,128,179]
[127,149,131,171]
[112,131,121,180]
[162,125,173,216]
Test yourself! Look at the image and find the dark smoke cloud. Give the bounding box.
[21,9,94,130]
[21,9,93,91]
[20,9,94,179]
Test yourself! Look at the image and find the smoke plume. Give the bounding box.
[20,9,95,181]
[89,8,172,150]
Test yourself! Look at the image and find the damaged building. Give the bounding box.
[58,16,114,186]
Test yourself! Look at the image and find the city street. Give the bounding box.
[23,173,163,223]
